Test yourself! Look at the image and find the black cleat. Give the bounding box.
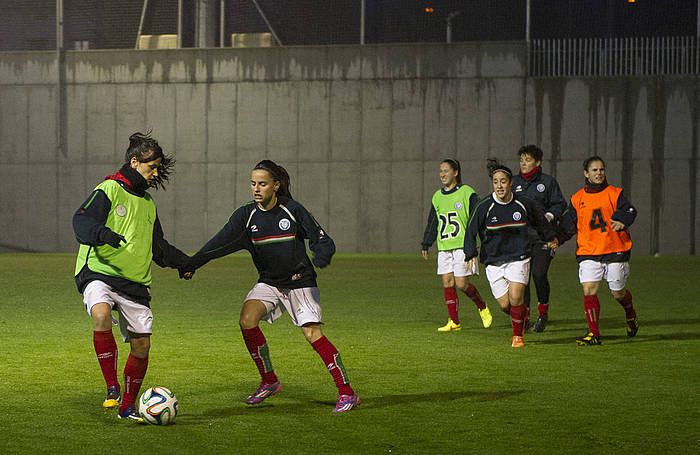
[626,319,639,337]
[576,332,602,346]
[532,314,548,332]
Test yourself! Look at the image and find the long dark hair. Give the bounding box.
[486,158,513,180]
[442,159,462,185]
[253,159,293,199]
[124,131,174,190]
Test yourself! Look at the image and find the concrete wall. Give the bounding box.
[0,43,697,255]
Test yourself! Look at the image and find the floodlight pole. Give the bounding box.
[136,0,149,49]
[446,11,462,43]
[220,0,225,47]
[360,0,365,45]
[177,0,183,48]
[252,0,282,45]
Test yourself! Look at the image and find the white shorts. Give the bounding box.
[437,249,479,277]
[485,259,531,299]
[82,280,153,342]
[246,282,323,327]
[578,260,630,291]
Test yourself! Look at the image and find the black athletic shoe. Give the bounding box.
[576,332,602,346]
[532,314,548,332]
[626,318,639,337]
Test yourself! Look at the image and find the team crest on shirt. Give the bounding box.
[279,218,291,230]
[514,185,523,192]
[455,202,463,210]
[537,184,546,193]
[513,212,522,221]
[115,204,127,217]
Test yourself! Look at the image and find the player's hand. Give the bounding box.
[545,212,554,223]
[180,271,194,280]
[610,220,626,231]
[546,238,559,251]
[466,257,478,272]
[100,229,126,248]
[421,249,429,260]
[312,254,331,269]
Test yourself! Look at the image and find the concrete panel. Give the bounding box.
[0,86,28,164]
[664,84,693,159]
[361,46,419,80]
[328,162,362,252]
[555,160,584,203]
[424,80,456,161]
[559,80,591,161]
[0,52,56,85]
[287,47,330,81]
[0,164,22,248]
[86,85,117,164]
[389,161,424,253]
[659,160,691,255]
[172,163,207,251]
[267,82,298,163]
[328,47,362,81]
[207,83,237,163]
[592,80,626,162]
[446,43,480,78]
[359,161,391,252]
[630,83,653,160]
[479,42,527,78]
[25,164,58,250]
[57,164,89,251]
[237,82,268,160]
[175,84,207,163]
[392,79,424,161]
[66,85,87,162]
[298,82,330,162]
[696,160,700,255]
[329,81,361,162]
[490,78,524,157]
[28,86,56,164]
[206,163,239,238]
[297,162,330,227]
[115,84,147,148]
[145,85,177,157]
[361,81,392,161]
[456,80,491,161]
[629,160,652,255]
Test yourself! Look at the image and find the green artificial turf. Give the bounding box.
[0,253,698,454]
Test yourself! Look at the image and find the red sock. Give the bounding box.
[464,284,486,310]
[93,330,119,390]
[616,290,636,320]
[241,327,278,384]
[443,287,460,324]
[583,295,601,336]
[120,354,148,412]
[510,305,526,336]
[311,336,354,396]
[538,303,549,317]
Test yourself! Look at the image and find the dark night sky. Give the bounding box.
[0,0,697,50]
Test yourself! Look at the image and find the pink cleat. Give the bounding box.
[245,381,283,405]
[333,394,360,413]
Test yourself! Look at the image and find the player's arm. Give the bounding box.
[546,178,567,222]
[524,196,556,242]
[463,200,486,261]
[152,215,189,269]
[556,199,578,245]
[610,191,637,230]
[295,203,336,268]
[181,207,250,273]
[420,205,438,255]
[72,189,124,248]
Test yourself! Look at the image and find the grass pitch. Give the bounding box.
[0,253,699,454]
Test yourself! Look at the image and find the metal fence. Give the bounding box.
[530,36,700,77]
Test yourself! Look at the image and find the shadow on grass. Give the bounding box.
[529,317,700,334]
[178,389,526,423]
[533,331,700,345]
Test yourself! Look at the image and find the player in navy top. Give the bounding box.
[511,145,566,332]
[180,160,359,412]
[464,159,558,348]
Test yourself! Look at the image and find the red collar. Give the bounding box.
[104,171,133,189]
[520,166,541,182]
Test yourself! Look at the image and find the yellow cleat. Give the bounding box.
[479,306,493,328]
[511,335,524,348]
[437,319,461,332]
[102,386,120,409]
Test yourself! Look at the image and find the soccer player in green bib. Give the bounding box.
[421,159,492,331]
[73,132,188,422]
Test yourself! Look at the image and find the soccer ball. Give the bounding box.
[138,386,179,425]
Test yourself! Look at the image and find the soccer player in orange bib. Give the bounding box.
[557,156,639,346]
